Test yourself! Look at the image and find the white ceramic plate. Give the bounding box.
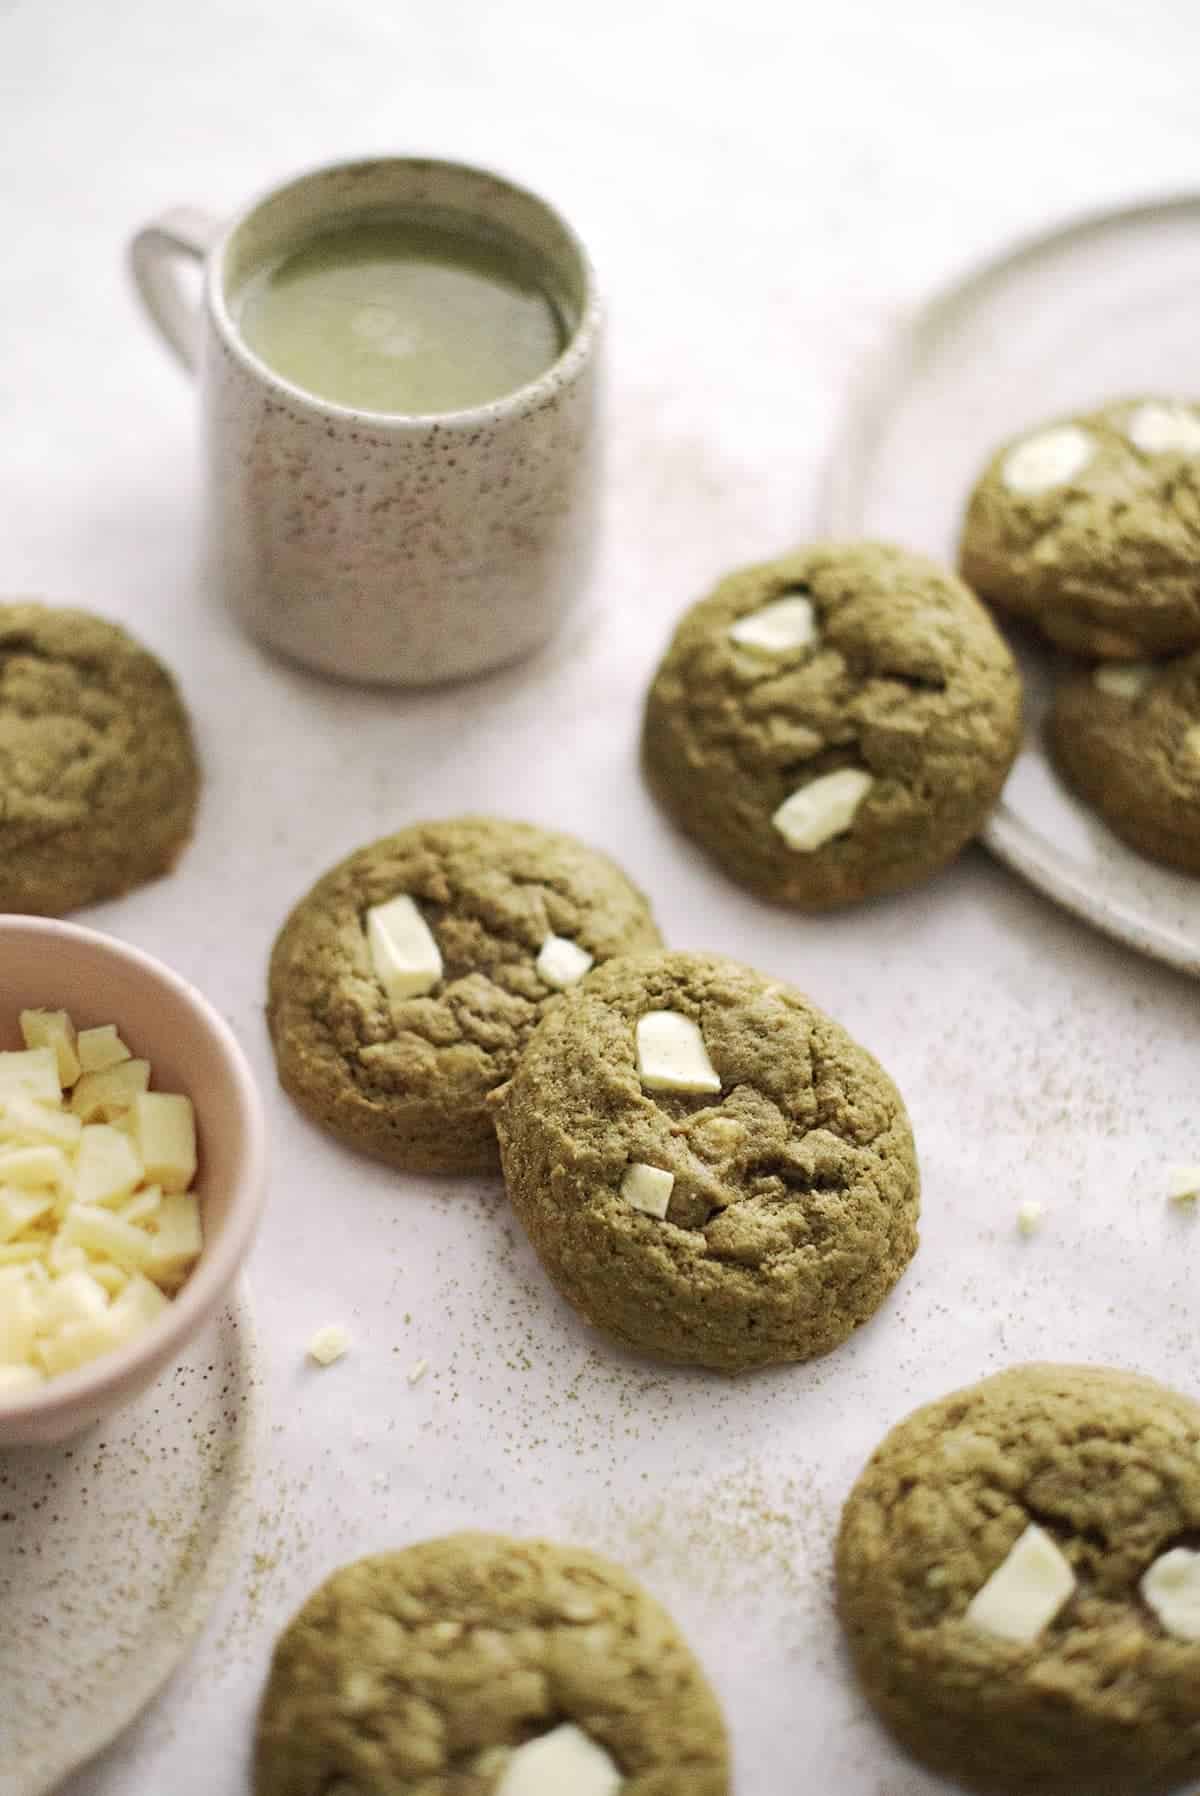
[0,1284,258,1796]
[824,193,1200,978]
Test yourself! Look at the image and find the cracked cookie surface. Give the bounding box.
[959,397,1200,658]
[267,817,662,1175]
[1049,651,1200,874]
[0,601,199,914]
[491,950,919,1371]
[641,543,1021,909]
[836,1364,1200,1796]
[254,1532,730,1796]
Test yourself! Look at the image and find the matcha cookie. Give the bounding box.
[641,542,1021,909]
[960,397,1200,658]
[491,950,919,1371]
[267,817,663,1175]
[0,602,199,915]
[836,1364,1200,1796]
[254,1532,730,1796]
[1048,652,1200,874]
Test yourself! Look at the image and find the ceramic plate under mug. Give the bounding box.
[0,1285,259,1796]
[824,192,1200,979]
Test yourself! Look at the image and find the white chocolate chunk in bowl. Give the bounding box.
[0,917,266,1445]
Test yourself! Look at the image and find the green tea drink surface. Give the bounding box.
[234,215,568,413]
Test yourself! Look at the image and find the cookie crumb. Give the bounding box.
[1167,1165,1200,1205]
[1016,1201,1044,1236]
[308,1324,350,1366]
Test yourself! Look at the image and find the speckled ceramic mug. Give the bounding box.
[131,158,600,685]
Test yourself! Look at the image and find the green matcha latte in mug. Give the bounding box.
[130,159,599,685]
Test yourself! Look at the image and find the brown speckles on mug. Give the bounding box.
[147,158,601,686]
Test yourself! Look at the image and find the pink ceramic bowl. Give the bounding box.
[0,918,267,1447]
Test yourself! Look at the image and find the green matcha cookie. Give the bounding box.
[1048,651,1200,874]
[491,949,919,1371]
[267,817,663,1176]
[641,543,1021,909]
[960,397,1200,658]
[836,1364,1200,1796]
[0,602,199,915]
[254,1532,730,1796]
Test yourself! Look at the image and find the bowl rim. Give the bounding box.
[0,916,267,1427]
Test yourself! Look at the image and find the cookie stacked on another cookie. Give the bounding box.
[0,601,200,914]
[960,397,1200,659]
[267,817,663,1175]
[642,542,1022,909]
[837,1364,1200,1796]
[1048,651,1200,874]
[491,949,919,1372]
[255,1532,730,1796]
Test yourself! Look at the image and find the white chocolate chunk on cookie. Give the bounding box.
[1184,725,1200,762]
[1093,663,1153,699]
[620,1162,675,1219]
[635,1011,721,1093]
[1125,401,1200,456]
[729,594,818,654]
[772,768,874,852]
[1002,426,1094,495]
[496,1722,622,1796]
[965,1523,1075,1642]
[366,894,443,1001]
[1141,1548,1200,1640]
[536,933,594,990]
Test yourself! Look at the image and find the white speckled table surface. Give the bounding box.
[4,2,1199,1791]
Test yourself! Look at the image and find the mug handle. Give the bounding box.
[129,207,221,374]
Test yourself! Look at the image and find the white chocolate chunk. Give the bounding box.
[0,1146,69,1191]
[495,1722,622,1796]
[41,1268,110,1332]
[0,1274,39,1363]
[0,1096,81,1151]
[0,1188,55,1243]
[145,1193,203,1287]
[407,1357,429,1385]
[620,1162,675,1219]
[1093,662,1153,699]
[772,768,874,852]
[62,1205,155,1274]
[1167,1164,1200,1203]
[70,1059,151,1122]
[536,934,594,990]
[1002,426,1094,494]
[308,1323,350,1366]
[1016,1200,1044,1236]
[635,1011,721,1094]
[108,1272,169,1339]
[1185,724,1200,762]
[1141,1548,1200,1640]
[19,1010,80,1087]
[1125,401,1200,456]
[132,1093,196,1194]
[76,1025,132,1075]
[0,1363,44,1395]
[729,594,818,654]
[74,1124,143,1208]
[366,894,443,1001]
[117,1186,164,1226]
[0,1047,60,1105]
[965,1524,1075,1643]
